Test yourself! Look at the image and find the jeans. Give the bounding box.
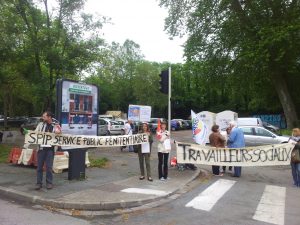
[158,152,169,179]
[212,166,220,175]
[291,162,300,187]
[37,148,54,185]
[233,166,242,177]
[297,163,300,187]
[128,145,134,152]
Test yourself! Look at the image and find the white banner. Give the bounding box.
[176,142,294,166]
[25,131,148,148]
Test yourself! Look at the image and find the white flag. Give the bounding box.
[191,110,208,145]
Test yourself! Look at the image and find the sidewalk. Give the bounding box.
[0,142,207,212]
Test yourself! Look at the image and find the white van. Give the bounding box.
[237,117,263,127]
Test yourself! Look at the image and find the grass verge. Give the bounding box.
[0,144,12,163]
[89,157,109,168]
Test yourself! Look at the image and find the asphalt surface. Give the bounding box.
[87,165,300,225]
[0,130,201,212]
[1,130,300,225]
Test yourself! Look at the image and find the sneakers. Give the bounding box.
[159,177,165,181]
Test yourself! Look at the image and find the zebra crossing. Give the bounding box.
[185,178,287,225]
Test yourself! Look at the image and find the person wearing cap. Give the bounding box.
[35,111,61,190]
[227,120,245,177]
[157,121,171,181]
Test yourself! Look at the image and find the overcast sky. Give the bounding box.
[84,0,185,63]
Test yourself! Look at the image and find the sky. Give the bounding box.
[84,0,186,63]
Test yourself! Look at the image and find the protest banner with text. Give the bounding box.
[176,142,294,166]
[25,131,148,148]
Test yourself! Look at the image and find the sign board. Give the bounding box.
[128,105,151,122]
[56,80,99,137]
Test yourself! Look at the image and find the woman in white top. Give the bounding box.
[157,121,171,181]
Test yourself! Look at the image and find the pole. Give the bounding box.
[168,67,171,137]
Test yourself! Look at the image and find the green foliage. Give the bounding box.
[89,157,109,168]
[1,0,300,124]
[0,0,106,116]
[160,0,300,126]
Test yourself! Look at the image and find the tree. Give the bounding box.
[85,40,168,117]
[10,0,106,111]
[160,0,300,128]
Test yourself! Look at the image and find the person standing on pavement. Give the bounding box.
[35,111,61,190]
[121,120,134,152]
[157,121,171,181]
[209,125,226,176]
[290,128,300,187]
[138,123,153,181]
[227,121,245,177]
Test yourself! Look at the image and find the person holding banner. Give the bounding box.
[290,128,300,187]
[209,125,226,176]
[137,123,153,181]
[35,111,61,190]
[227,121,245,177]
[121,120,134,152]
[157,121,171,181]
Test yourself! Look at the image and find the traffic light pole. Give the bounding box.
[168,67,171,138]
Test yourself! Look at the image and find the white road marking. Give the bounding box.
[253,185,286,225]
[185,179,236,211]
[121,188,169,196]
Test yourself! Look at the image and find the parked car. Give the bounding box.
[149,118,167,133]
[181,120,190,129]
[172,119,190,130]
[238,117,263,127]
[20,117,42,130]
[20,117,60,134]
[1,116,28,127]
[183,120,192,129]
[171,120,180,131]
[239,126,290,146]
[263,122,280,134]
[109,120,125,135]
[98,118,110,136]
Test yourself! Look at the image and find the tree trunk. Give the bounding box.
[272,72,298,129]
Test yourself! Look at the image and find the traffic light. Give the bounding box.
[159,69,169,94]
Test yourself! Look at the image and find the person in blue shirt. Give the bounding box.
[227,121,245,177]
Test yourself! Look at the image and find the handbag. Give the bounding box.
[291,148,300,163]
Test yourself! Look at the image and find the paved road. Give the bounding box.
[91,165,300,225]
[0,198,89,225]
[1,130,300,225]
